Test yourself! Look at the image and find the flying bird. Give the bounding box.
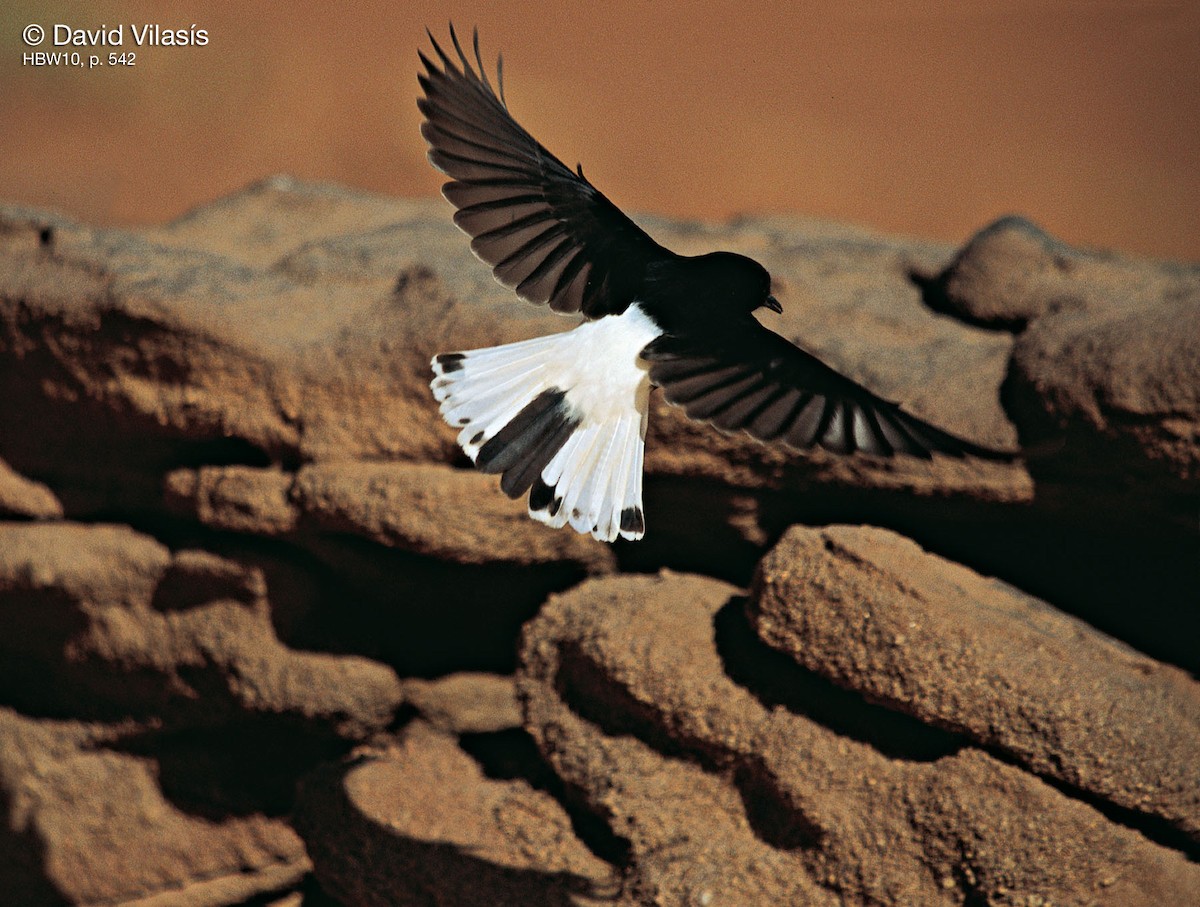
[421,26,1012,543]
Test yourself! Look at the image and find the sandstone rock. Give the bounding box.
[11,182,1152,652]
[518,571,1200,906]
[292,461,616,571]
[0,184,563,500]
[0,706,308,906]
[160,459,612,678]
[0,521,403,735]
[1007,296,1200,519]
[8,184,1196,551]
[164,461,615,572]
[294,720,618,907]
[750,524,1200,845]
[402,673,522,735]
[2,182,1196,904]
[916,216,1200,525]
[164,464,299,535]
[0,181,1027,527]
[0,457,62,519]
[925,215,1200,329]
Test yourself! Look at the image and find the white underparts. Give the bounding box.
[430,303,662,542]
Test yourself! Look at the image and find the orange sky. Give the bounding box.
[2,0,1198,260]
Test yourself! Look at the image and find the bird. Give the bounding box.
[420,26,1013,543]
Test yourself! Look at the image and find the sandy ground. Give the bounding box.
[1,0,1197,261]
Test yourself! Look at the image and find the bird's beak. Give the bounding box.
[763,295,783,314]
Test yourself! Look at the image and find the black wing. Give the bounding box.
[418,26,673,318]
[642,322,1015,461]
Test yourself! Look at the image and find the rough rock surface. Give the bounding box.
[920,215,1200,526]
[750,525,1200,845]
[0,181,1026,520]
[1007,297,1199,519]
[519,571,1200,907]
[0,456,62,518]
[0,521,404,731]
[164,461,615,572]
[294,721,619,907]
[0,706,309,906]
[402,672,522,735]
[0,181,1195,904]
[927,215,1200,330]
[0,520,399,904]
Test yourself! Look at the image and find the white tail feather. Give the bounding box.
[430,305,661,542]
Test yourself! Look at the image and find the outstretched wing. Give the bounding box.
[642,322,1015,461]
[418,26,673,318]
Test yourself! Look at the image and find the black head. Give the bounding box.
[640,250,781,330]
[692,251,780,315]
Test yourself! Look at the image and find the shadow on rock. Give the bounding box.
[714,597,962,762]
[0,784,66,907]
[103,718,351,820]
[294,724,620,907]
[294,535,590,677]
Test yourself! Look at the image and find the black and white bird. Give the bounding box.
[421,27,1011,543]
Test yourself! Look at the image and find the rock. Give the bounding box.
[1007,296,1200,520]
[518,571,1200,906]
[294,720,618,907]
[18,181,1171,641]
[160,460,612,679]
[0,184,564,511]
[749,524,1200,845]
[925,215,1200,329]
[0,706,309,906]
[0,457,62,519]
[292,461,616,572]
[0,181,1027,530]
[2,181,1197,904]
[402,673,522,735]
[914,216,1200,525]
[164,465,299,535]
[164,461,615,572]
[0,521,403,735]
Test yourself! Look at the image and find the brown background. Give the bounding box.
[2,0,1197,261]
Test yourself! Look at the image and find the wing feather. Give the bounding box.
[643,324,1015,461]
[419,26,673,318]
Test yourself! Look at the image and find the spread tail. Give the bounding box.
[431,323,650,542]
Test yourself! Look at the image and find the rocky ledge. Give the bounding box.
[0,178,1196,905]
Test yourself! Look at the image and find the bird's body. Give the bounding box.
[421,26,1012,542]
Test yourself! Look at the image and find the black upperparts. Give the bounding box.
[419,27,780,330]
[639,251,776,332]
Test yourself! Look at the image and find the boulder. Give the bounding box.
[294,721,618,907]
[164,461,615,572]
[0,457,62,519]
[0,707,308,906]
[518,571,1200,906]
[920,216,1200,525]
[750,524,1200,845]
[1,182,1195,905]
[0,521,404,733]
[402,672,522,735]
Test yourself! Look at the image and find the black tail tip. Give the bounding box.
[619,506,645,536]
[530,476,555,511]
[434,352,465,373]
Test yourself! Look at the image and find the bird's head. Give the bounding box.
[641,251,782,328]
[696,251,781,316]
